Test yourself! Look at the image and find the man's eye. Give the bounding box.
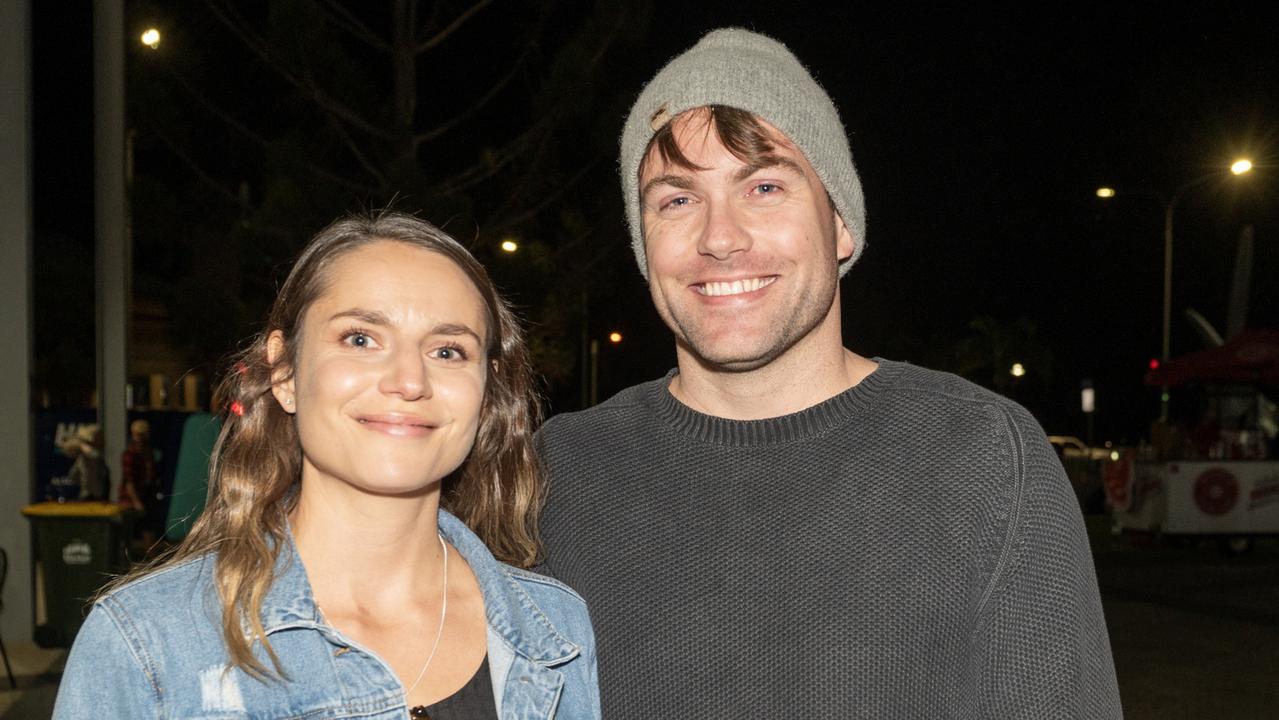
[341,331,373,348]
[662,196,691,210]
[433,345,469,361]
[755,183,780,194]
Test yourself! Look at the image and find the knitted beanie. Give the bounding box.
[619,27,866,279]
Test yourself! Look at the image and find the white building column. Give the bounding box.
[95,0,129,494]
[0,0,36,643]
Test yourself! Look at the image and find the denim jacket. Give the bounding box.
[54,510,600,719]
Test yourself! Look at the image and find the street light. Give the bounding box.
[1096,158,1253,420]
[140,28,161,49]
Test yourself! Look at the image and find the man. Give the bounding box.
[536,27,1121,718]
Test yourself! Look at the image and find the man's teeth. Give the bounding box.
[698,277,774,296]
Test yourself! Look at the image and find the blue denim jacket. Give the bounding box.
[54,510,600,719]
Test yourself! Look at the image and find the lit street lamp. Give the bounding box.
[1097,158,1253,421]
[140,28,161,49]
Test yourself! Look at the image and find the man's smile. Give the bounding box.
[693,276,777,297]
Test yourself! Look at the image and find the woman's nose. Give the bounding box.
[378,346,431,401]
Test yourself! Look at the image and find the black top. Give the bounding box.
[410,655,497,720]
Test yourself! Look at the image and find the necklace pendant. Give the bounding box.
[409,705,432,719]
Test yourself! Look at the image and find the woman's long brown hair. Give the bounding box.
[106,210,544,679]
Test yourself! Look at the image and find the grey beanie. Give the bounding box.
[619,27,866,279]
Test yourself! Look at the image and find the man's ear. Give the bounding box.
[266,330,297,414]
[834,212,855,263]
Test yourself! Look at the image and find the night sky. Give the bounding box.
[30,2,1279,443]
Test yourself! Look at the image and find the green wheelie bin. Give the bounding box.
[21,501,135,648]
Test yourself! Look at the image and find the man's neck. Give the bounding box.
[669,343,878,421]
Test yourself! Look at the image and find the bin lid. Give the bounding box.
[22,501,125,518]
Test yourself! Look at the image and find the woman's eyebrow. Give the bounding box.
[432,323,483,343]
[327,311,482,343]
[328,308,390,326]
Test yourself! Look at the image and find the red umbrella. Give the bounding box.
[1144,328,1279,386]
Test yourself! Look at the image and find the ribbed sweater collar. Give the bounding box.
[645,358,903,446]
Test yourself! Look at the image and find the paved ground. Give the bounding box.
[1089,517,1279,719]
[0,643,63,718]
[3,515,1276,718]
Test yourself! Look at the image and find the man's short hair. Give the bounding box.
[641,105,782,179]
[620,27,867,279]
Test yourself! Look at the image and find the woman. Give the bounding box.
[54,211,599,719]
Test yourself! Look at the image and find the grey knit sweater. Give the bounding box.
[536,359,1121,718]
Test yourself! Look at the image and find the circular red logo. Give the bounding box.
[1193,468,1239,516]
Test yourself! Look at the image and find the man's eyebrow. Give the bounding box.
[640,173,695,200]
[731,157,806,185]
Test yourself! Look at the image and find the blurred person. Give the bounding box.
[61,424,108,501]
[56,211,599,719]
[535,28,1120,718]
[1189,406,1223,458]
[118,418,155,513]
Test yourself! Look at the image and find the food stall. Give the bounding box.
[1106,329,1279,551]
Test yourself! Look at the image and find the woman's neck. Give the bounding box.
[289,475,446,615]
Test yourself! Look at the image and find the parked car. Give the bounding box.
[1048,435,1111,513]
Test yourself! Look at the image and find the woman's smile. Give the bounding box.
[353,411,439,437]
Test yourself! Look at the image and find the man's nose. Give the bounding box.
[697,200,752,260]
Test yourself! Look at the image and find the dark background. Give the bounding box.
[30,1,1279,445]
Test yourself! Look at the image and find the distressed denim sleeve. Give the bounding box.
[54,602,161,719]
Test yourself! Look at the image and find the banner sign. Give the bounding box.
[1120,461,1279,534]
[34,409,194,508]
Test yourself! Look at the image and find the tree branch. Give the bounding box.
[417,0,493,52]
[414,28,538,146]
[157,61,380,193]
[310,0,391,51]
[138,114,245,207]
[203,0,398,142]
[431,141,525,195]
[324,110,390,188]
[487,152,606,235]
[286,17,392,188]
[483,117,556,219]
[430,110,560,196]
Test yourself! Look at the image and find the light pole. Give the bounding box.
[1097,158,1253,422]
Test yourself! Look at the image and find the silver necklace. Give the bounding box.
[405,531,449,701]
